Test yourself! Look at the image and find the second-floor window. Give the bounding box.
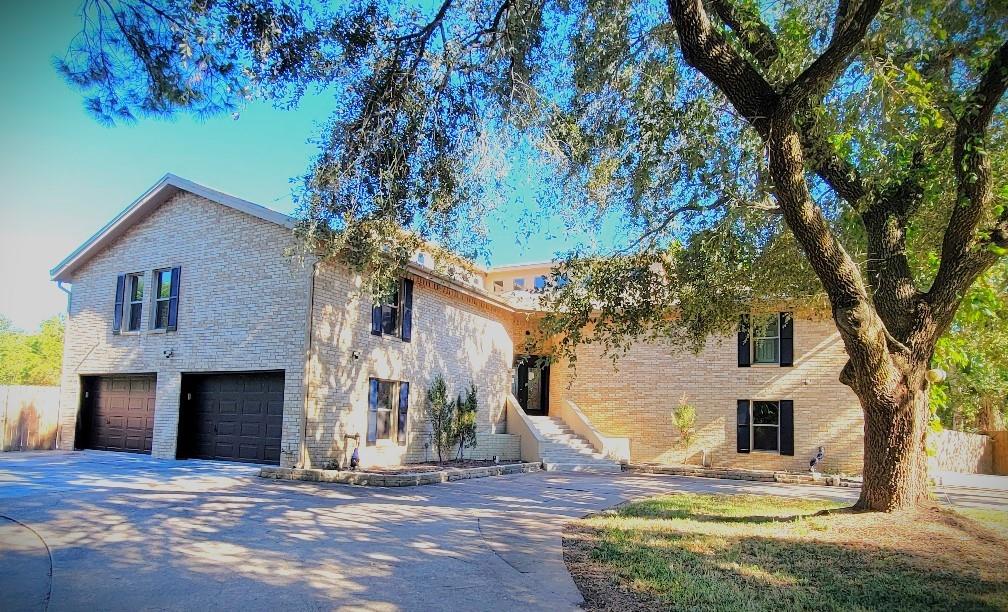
[513,278,525,290]
[153,269,172,329]
[371,278,414,342]
[752,314,779,364]
[534,275,547,292]
[125,272,144,332]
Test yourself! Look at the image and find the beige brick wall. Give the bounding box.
[304,261,518,467]
[546,315,865,474]
[58,192,311,464]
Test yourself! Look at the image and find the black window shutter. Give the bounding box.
[780,400,794,455]
[367,378,379,445]
[371,303,383,336]
[397,382,410,445]
[113,274,126,334]
[736,399,751,453]
[401,278,413,342]
[779,312,794,367]
[737,314,751,367]
[167,267,181,332]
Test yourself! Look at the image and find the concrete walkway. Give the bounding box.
[0,451,1002,611]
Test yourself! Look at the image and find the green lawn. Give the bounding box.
[957,507,1008,538]
[563,493,1008,612]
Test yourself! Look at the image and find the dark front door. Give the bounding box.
[78,375,156,454]
[513,356,550,415]
[178,372,285,464]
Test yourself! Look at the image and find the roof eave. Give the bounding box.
[50,173,295,282]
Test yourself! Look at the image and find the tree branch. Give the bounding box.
[706,0,779,69]
[929,40,1008,327]
[779,0,883,113]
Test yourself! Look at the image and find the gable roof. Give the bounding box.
[50,174,295,282]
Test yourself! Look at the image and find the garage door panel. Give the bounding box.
[241,400,263,416]
[179,372,284,465]
[79,375,156,455]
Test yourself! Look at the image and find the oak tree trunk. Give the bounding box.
[854,365,931,511]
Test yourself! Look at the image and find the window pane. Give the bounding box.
[157,270,171,299]
[155,300,169,329]
[754,338,779,363]
[377,381,392,410]
[754,314,778,338]
[753,426,778,451]
[130,275,144,301]
[128,303,142,331]
[513,278,525,290]
[382,305,398,335]
[534,276,547,291]
[376,411,391,439]
[753,401,779,425]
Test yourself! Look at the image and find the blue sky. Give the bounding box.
[0,2,580,331]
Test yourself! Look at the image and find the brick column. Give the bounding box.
[151,371,181,459]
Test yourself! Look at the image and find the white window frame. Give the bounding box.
[750,400,780,453]
[513,278,526,291]
[369,378,402,445]
[493,280,504,293]
[123,272,145,333]
[751,313,780,364]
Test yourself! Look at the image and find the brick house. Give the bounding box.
[51,175,865,474]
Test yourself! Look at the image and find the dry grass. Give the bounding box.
[563,493,1008,611]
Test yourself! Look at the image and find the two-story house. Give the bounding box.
[51,175,865,473]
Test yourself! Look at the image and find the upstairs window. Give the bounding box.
[492,280,504,293]
[125,273,144,332]
[114,267,180,335]
[513,278,525,291]
[381,286,400,335]
[371,278,414,342]
[752,314,779,364]
[153,269,172,329]
[534,275,547,292]
[738,312,793,367]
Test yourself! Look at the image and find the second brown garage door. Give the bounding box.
[178,372,284,464]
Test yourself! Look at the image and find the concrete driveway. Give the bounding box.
[0,451,1003,612]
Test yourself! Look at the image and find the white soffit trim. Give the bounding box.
[50,173,295,281]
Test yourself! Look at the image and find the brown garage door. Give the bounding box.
[178,372,284,464]
[78,375,156,454]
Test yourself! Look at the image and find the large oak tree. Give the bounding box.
[60,0,1008,510]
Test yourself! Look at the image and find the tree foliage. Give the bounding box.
[0,316,65,387]
[454,383,479,460]
[425,374,454,463]
[931,262,1008,432]
[60,0,1008,510]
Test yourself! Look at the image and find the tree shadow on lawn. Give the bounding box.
[564,497,1008,612]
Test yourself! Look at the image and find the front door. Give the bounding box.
[513,355,549,415]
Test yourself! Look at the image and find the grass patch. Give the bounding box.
[564,493,1008,612]
[957,507,1008,538]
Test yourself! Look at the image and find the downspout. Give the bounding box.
[298,258,318,469]
[55,281,72,451]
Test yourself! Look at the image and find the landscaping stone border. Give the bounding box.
[626,463,862,488]
[259,461,542,487]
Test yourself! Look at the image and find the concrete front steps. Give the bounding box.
[527,415,623,473]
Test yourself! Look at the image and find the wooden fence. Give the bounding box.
[990,431,1008,476]
[0,385,61,451]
